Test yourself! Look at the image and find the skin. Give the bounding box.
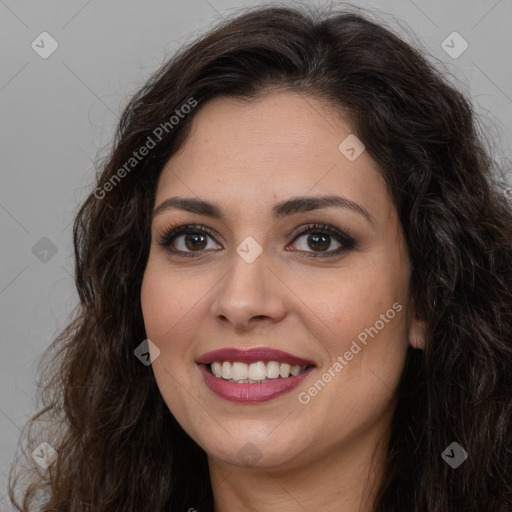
[141,90,426,512]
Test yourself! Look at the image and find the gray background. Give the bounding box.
[1,0,511,506]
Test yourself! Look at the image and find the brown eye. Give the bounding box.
[157,224,222,255]
[288,223,356,258]
[182,233,208,251]
[292,232,341,253]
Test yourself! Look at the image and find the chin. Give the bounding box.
[197,426,308,469]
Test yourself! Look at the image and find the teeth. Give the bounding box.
[208,360,310,382]
[231,362,248,380]
[248,361,267,381]
[211,361,222,377]
[221,362,232,379]
[290,365,302,376]
[266,361,280,379]
[279,363,291,378]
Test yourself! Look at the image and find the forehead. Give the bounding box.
[155,91,392,224]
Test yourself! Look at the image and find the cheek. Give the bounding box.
[293,255,410,406]
[141,261,203,342]
[298,260,407,341]
[297,278,408,435]
[140,262,201,420]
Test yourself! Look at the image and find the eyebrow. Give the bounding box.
[152,194,374,226]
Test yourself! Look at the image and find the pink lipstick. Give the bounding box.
[196,347,316,403]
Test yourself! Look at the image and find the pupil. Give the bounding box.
[309,233,330,251]
[185,233,206,250]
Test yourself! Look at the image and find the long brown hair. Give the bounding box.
[9,4,512,511]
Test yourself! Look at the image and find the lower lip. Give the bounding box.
[198,364,314,403]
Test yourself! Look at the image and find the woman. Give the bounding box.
[9,5,512,511]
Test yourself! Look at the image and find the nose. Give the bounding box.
[210,250,287,332]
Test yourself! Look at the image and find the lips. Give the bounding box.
[195,347,316,403]
[196,347,315,366]
[198,364,314,403]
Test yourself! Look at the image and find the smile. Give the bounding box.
[196,347,316,403]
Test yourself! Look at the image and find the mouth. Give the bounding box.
[196,347,316,403]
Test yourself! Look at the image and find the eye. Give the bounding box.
[156,222,356,259]
[156,224,222,256]
[287,223,356,258]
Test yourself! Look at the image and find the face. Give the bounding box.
[141,91,425,471]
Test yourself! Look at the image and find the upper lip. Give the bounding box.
[196,347,316,367]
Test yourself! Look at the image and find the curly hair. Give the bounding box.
[9,4,512,511]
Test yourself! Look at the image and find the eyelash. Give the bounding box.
[155,222,357,259]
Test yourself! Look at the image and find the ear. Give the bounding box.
[408,310,426,350]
